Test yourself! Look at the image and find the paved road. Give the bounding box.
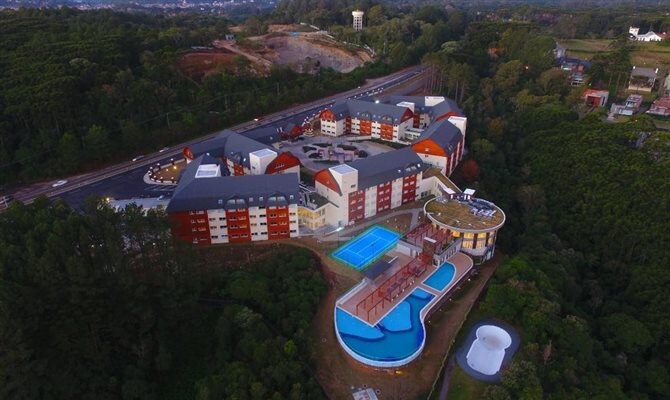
[7,66,426,208]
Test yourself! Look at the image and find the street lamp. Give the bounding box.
[335,226,344,245]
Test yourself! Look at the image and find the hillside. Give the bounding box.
[178,26,373,78]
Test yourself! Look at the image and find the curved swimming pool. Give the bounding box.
[423,262,456,291]
[335,288,435,367]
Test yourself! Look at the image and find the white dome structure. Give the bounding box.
[466,325,512,375]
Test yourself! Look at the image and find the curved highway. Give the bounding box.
[9,66,426,208]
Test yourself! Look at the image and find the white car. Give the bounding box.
[51,180,67,187]
[158,147,169,153]
[132,155,145,162]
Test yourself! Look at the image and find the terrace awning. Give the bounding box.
[363,258,395,280]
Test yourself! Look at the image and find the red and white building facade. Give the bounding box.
[313,148,432,227]
[319,96,467,176]
[183,129,301,178]
[167,156,300,245]
[168,95,472,244]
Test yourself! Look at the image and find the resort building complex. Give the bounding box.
[166,155,300,245]
[165,95,501,261]
[160,93,506,368]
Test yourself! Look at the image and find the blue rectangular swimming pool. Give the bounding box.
[423,262,456,291]
[332,226,401,270]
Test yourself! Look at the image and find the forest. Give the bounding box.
[1,2,670,399]
[427,21,670,399]
[0,198,327,399]
[0,4,462,186]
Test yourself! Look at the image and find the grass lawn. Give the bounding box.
[447,366,488,400]
[559,38,612,53]
[558,39,670,69]
[652,118,670,130]
[631,43,670,68]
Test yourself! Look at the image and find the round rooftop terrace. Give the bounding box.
[424,196,505,233]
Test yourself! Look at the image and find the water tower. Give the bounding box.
[352,10,364,31]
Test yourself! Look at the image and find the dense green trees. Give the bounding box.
[427,20,670,399]
[0,198,327,399]
[0,8,391,184]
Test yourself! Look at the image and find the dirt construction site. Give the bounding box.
[178,24,373,79]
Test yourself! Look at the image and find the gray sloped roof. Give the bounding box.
[327,99,412,124]
[387,95,431,113]
[187,130,275,169]
[428,98,462,119]
[346,99,411,125]
[347,147,426,190]
[329,102,350,120]
[630,67,657,79]
[386,95,463,119]
[415,119,463,154]
[245,126,281,145]
[166,155,299,213]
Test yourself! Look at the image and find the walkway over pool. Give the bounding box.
[337,251,473,326]
[334,251,474,367]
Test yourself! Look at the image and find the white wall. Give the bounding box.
[447,116,468,138]
[249,149,277,175]
[331,166,358,194]
[417,153,447,174]
[207,208,229,244]
[364,186,378,218]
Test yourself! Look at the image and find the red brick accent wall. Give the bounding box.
[359,122,372,136]
[314,169,342,194]
[231,163,245,176]
[265,152,301,174]
[400,108,414,123]
[169,211,211,245]
[411,139,446,157]
[401,174,417,204]
[348,190,365,222]
[267,206,290,240]
[320,110,335,121]
[376,182,392,213]
[225,208,251,243]
[380,123,394,140]
[359,120,372,135]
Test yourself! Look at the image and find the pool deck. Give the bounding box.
[337,251,473,326]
